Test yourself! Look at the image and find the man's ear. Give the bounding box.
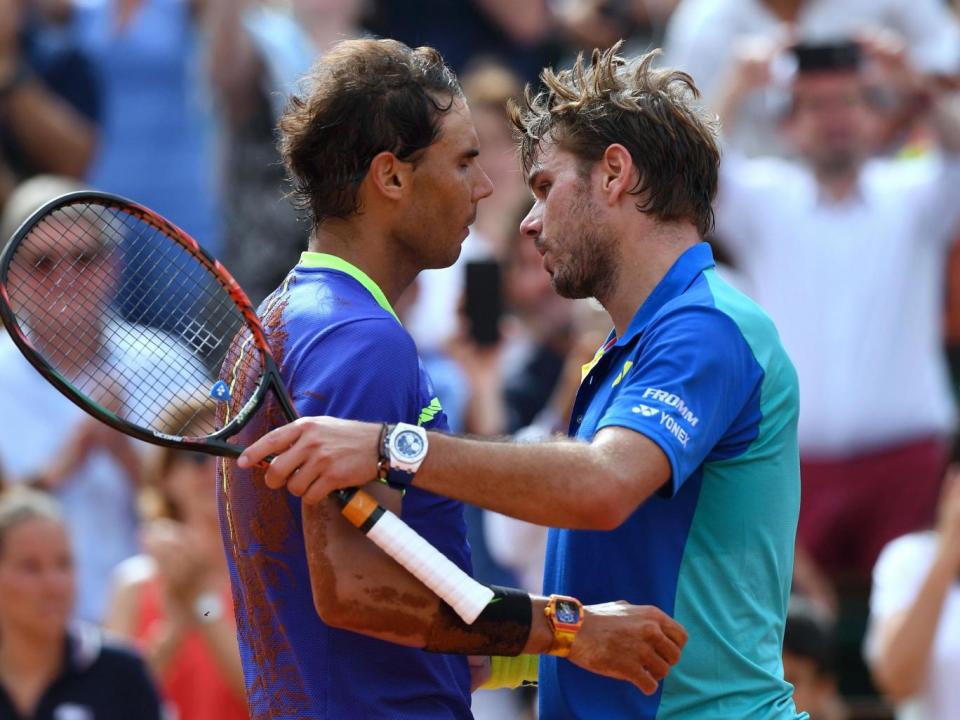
[599,144,638,206]
[367,151,411,202]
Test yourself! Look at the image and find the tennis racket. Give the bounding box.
[0,190,494,624]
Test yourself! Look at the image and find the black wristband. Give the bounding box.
[475,585,533,629]
[424,585,533,656]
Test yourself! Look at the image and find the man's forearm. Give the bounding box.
[3,81,96,178]
[242,417,670,529]
[415,434,609,528]
[304,491,547,656]
[413,427,668,530]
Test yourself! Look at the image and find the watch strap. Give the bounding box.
[546,629,578,657]
[379,423,422,488]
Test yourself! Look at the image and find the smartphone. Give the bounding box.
[464,260,503,346]
[792,40,861,74]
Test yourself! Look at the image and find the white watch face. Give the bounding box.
[393,428,426,461]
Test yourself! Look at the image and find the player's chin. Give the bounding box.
[426,241,464,270]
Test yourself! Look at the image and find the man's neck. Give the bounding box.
[308,221,418,308]
[600,225,700,339]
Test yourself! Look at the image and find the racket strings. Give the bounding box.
[16,210,207,424]
[6,200,261,440]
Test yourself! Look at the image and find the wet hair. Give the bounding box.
[0,488,64,559]
[279,38,462,229]
[509,43,721,238]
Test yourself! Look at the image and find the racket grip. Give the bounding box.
[341,490,494,624]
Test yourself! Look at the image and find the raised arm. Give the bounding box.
[0,2,97,179]
[199,0,263,123]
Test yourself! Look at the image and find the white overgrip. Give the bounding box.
[366,509,495,624]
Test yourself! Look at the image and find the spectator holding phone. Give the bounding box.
[712,34,960,588]
[864,468,960,719]
[664,0,960,156]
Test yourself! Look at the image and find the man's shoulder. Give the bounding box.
[280,270,400,327]
[275,273,415,361]
[646,271,794,387]
[651,270,774,347]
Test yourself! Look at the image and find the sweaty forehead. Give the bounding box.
[436,98,479,149]
[525,141,581,184]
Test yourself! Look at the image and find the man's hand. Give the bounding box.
[238,416,380,503]
[142,519,210,617]
[30,415,141,490]
[569,601,687,694]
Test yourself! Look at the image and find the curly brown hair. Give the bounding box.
[279,39,462,229]
[508,44,720,238]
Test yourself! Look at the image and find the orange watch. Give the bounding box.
[544,594,584,657]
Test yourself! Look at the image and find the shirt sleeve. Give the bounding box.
[595,305,763,496]
[285,317,421,425]
[869,533,936,620]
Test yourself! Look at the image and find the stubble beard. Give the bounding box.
[551,195,619,304]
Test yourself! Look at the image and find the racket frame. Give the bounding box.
[0,190,495,624]
[0,190,269,454]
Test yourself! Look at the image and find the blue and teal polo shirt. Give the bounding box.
[218,253,472,720]
[540,243,805,719]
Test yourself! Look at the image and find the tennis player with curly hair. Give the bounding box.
[242,43,806,719]
[219,38,688,720]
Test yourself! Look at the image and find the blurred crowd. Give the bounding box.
[2,1,960,719]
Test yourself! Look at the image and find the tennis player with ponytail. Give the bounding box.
[218,38,685,719]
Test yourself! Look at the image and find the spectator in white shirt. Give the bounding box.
[711,36,960,586]
[0,175,207,622]
[865,467,960,720]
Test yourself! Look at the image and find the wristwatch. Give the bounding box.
[544,594,584,657]
[379,422,429,487]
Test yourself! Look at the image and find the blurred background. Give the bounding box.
[2,1,960,718]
